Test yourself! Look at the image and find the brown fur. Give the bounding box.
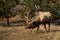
[25,11,52,33]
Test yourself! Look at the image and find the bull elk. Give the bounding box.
[25,11,52,33]
[25,6,52,33]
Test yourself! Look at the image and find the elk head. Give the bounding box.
[24,15,40,29]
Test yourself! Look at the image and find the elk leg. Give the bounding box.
[36,25,39,33]
[44,23,47,32]
[48,22,50,32]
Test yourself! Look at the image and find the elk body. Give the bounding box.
[25,11,52,33]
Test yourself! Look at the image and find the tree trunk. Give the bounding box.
[6,18,9,26]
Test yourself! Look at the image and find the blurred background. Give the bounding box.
[0,0,60,26]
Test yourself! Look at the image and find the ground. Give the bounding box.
[1,24,60,40]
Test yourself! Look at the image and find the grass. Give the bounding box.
[1,24,60,40]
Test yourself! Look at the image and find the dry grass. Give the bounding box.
[1,24,60,40]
